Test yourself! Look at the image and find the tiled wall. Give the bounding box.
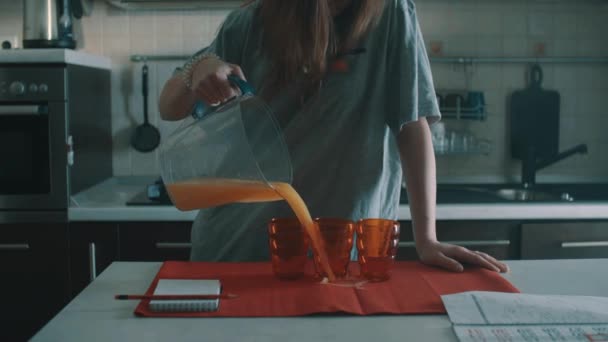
[418,0,608,183]
[1,0,606,183]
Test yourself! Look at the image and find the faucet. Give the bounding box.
[521,144,588,188]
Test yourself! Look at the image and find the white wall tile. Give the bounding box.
[555,88,578,117]
[575,67,601,92]
[130,149,159,175]
[101,9,129,37]
[476,11,503,37]
[444,11,477,36]
[553,39,579,56]
[154,12,184,37]
[128,12,153,37]
[553,12,578,38]
[182,34,212,55]
[476,37,503,57]
[129,34,156,55]
[501,11,528,37]
[444,36,478,56]
[181,13,212,38]
[576,11,604,37]
[576,90,604,117]
[432,64,470,90]
[527,12,554,37]
[102,33,130,57]
[417,9,447,37]
[154,34,185,55]
[501,65,527,90]
[577,39,606,57]
[471,65,503,90]
[590,66,608,90]
[502,37,528,57]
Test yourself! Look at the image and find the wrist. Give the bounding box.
[411,217,436,244]
[180,52,219,89]
[415,237,438,249]
[413,225,438,250]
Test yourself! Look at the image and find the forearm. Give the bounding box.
[158,76,198,121]
[397,117,438,247]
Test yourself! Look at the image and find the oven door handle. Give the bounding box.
[0,105,44,115]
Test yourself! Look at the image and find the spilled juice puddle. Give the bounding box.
[320,276,369,289]
[166,178,336,281]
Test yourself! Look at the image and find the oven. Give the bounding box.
[0,66,69,212]
[0,63,112,222]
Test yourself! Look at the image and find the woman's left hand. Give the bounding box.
[416,240,510,273]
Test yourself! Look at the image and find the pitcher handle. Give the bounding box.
[192,75,255,119]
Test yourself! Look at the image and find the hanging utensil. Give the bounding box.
[131,64,161,153]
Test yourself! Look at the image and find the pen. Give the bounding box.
[114,293,238,300]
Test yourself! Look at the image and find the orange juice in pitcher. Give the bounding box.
[166,178,283,210]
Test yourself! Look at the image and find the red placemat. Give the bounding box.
[134,261,519,317]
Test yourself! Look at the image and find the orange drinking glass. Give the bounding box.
[356,219,400,281]
[268,218,310,280]
[312,218,355,278]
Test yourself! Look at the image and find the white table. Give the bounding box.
[32,259,608,342]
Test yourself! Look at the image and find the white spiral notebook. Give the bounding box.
[149,279,221,312]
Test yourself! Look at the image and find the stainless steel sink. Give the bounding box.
[430,187,573,203]
[428,183,608,204]
[493,188,574,202]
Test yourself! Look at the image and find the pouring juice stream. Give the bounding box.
[166,179,336,281]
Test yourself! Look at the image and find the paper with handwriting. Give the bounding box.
[442,291,608,342]
[454,325,608,342]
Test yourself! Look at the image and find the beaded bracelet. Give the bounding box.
[179,52,219,89]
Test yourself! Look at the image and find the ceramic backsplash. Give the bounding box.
[1,0,606,182]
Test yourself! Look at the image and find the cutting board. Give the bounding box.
[510,64,560,160]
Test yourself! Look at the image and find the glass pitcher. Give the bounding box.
[160,76,293,211]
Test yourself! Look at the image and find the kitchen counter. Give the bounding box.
[0,49,111,69]
[31,259,608,342]
[69,176,198,222]
[69,177,608,222]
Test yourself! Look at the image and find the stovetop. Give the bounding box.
[126,190,172,206]
[125,178,173,206]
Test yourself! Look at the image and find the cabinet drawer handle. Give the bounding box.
[0,243,30,251]
[0,105,42,115]
[560,241,608,248]
[89,243,97,283]
[398,240,510,248]
[155,242,192,249]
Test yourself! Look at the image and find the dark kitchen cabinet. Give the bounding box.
[68,222,119,298]
[396,220,521,261]
[67,221,191,298]
[119,222,192,261]
[521,221,608,259]
[0,223,70,341]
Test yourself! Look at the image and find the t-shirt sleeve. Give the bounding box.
[386,0,441,136]
[193,9,249,64]
[174,7,251,77]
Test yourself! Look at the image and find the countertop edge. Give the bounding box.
[68,177,608,222]
[68,203,608,222]
[68,207,198,222]
[0,49,112,69]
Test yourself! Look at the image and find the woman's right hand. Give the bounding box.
[190,57,246,106]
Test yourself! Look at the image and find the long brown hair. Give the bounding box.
[248,0,385,88]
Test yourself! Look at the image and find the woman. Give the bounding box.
[159,0,508,273]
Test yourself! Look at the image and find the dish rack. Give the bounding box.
[433,135,492,156]
[436,89,487,121]
[431,123,492,156]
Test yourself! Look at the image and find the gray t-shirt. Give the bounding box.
[187,0,440,261]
